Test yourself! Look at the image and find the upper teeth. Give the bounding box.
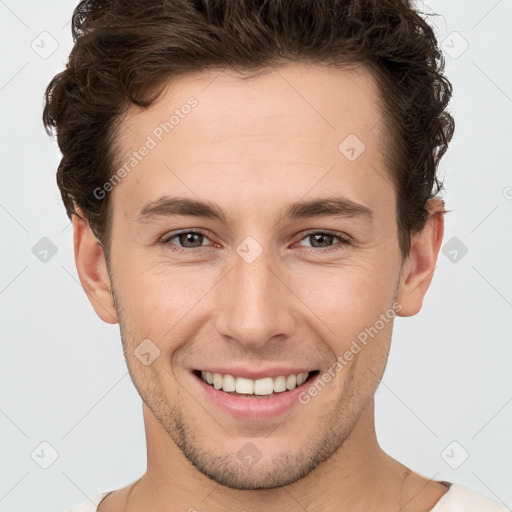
[200,371,310,395]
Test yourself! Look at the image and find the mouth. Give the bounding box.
[192,369,320,399]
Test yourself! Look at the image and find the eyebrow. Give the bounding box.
[136,195,374,224]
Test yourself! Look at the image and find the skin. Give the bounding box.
[73,63,448,511]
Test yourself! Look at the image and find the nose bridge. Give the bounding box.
[213,241,295,348]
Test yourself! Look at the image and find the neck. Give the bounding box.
[128,401,408,512]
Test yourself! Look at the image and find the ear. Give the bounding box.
[396,198,445,317]
[72,213,118,324]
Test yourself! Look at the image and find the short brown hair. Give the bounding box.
[43,0,454,261]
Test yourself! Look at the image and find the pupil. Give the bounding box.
[181,233,202,247]
[313,233,332,247]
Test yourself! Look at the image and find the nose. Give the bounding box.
[213,244,297,350]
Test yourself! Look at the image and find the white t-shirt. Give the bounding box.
[66,483,511,511]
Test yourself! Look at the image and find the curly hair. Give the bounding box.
[43,0,454,261]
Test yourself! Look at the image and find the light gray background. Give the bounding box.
[1,1,511,511]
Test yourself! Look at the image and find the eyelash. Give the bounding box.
[160,229,351,255]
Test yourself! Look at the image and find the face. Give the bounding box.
[95,63,410,489]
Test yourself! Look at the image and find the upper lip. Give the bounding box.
[194,367,318,380]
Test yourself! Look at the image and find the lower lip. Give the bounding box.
[191,371,319,421]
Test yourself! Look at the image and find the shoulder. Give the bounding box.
[65,491,113,512]
[430,483,510,512]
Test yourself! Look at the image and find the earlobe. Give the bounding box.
[396,198,445,317]
[72,213,118,324]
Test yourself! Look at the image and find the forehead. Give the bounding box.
[113,62,395,223]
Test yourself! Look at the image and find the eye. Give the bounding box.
[296,231,351,252]
[160,230,214,254]
[159,229,351,256]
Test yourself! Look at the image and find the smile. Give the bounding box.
[197,370,316,397]
[191,368,321,420]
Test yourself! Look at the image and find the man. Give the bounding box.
[44,0,508,511]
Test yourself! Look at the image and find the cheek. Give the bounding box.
[113,258,220,342]
[294,257,398,331]
[293,261,399,386]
